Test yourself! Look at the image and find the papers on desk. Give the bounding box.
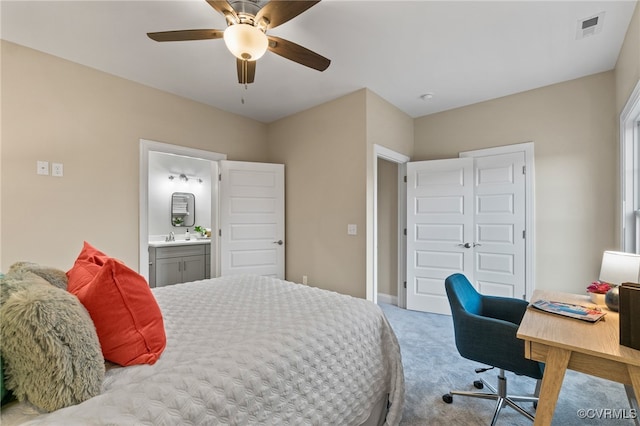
[531,299,607,323]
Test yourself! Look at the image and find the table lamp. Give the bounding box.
[599,250,640,311]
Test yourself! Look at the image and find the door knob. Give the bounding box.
[273,240,284,245]
[458,243,472,249]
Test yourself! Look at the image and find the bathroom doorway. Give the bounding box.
[139,139,225,280]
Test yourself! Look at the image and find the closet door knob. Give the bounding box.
[458,243,472,249]
[273,240,284,246]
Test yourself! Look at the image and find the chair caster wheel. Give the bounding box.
[473,380,484,389]
[442,394,453,404]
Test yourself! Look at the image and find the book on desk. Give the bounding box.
[531,299,606,323]
[619,282,640,350]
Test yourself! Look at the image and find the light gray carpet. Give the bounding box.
[379,302,636,426]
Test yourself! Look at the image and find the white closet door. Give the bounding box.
[406,158,474,314]
[219,161,285,279]
[471,151,526,298]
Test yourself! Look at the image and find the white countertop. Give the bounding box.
[148,238,211,248]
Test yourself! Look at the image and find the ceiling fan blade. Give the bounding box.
[206,0,238,23]
[267,36,330,71]
[147,29,224,42]
[237,59,256,84]
[256,0,320,30]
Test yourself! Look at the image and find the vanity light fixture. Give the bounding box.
[168,173,203,184]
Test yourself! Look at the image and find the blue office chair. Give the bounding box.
[442,273,543,425]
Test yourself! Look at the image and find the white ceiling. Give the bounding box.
[1,0,636,123]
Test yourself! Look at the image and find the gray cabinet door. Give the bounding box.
[156,257,183,287]
[182,255,206,283]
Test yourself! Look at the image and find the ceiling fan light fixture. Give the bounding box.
[224,23,268,61]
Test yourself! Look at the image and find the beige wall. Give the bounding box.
[268,89,412,298]
[615,2,639,115]
[1,41,268,272]
[365,90,414,155]
[414,72,617,295]
[268,90,368,297]
[0,41,4,267]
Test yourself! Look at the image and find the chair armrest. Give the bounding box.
[481,296,529,325]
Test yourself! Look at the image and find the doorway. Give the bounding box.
[377,158,399,305]
[370,145,410,305]
[139,140,286,281]
[139,139,226,280]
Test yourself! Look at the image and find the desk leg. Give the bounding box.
[534,347,571,426]
[629,365,640,426]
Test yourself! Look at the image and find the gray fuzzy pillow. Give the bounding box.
[7,261,68,290]
[0,270,104,412]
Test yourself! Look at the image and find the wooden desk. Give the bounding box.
[517,289,640,426]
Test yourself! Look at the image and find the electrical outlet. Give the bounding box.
[52,163,64,177]
[302,275,308,285]
[37,161,49,176]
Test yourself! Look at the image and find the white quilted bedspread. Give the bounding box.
[16,275,404,425]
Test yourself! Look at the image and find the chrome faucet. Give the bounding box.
[165,232,175,242]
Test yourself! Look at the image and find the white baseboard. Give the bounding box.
[377,293,398,306]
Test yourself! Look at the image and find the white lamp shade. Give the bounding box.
[599,251,640,285]
[223,24,268,61]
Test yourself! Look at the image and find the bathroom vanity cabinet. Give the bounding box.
[148,241,211,288]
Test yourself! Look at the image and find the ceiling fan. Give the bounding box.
[147,0,331,84]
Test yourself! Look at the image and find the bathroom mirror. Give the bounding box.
[171,192,195,227]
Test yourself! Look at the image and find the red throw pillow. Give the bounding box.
[67,242,166,366]
[66,242,110,293]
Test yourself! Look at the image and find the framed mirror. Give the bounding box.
[171,192,195,227]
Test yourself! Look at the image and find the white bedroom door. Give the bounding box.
[406,158,474,314]
[219,161,285,279]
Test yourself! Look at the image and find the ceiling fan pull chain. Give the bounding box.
[241,64,248,105]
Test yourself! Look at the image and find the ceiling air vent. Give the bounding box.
[576,12,605,39]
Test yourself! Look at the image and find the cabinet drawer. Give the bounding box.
[155,245,205,259]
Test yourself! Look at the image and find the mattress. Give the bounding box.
[4,275,404,425]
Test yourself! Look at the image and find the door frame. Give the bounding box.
[620,79,640,253]
[459,141,536,299]
[369,144,410,304]
[139,139,226,279]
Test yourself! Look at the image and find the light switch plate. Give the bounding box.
[37,161,49,176]
[52,163,63,177]
[347,224,357,235]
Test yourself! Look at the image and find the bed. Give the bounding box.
[1,274,404,425]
